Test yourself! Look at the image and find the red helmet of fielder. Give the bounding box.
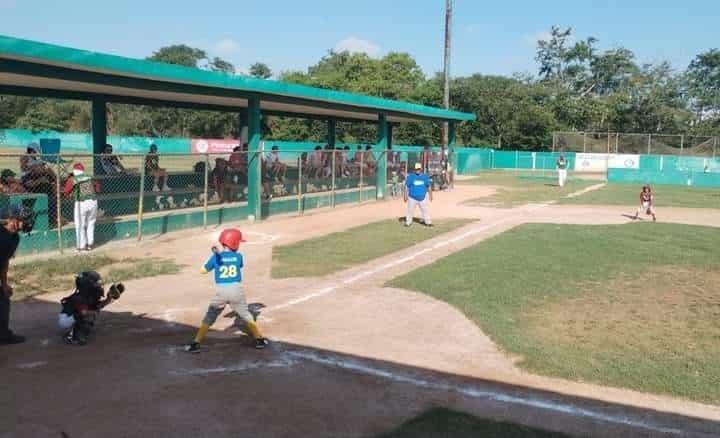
[218,228,246,251]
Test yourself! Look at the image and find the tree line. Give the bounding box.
[0,26,718,150]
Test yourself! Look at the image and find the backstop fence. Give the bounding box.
[1,149,435,256]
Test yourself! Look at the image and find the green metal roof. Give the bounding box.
[0,35,475,123]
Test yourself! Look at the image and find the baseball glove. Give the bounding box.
[646,208,652,215]
[107,283,125,300]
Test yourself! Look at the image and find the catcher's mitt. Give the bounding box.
[646,208,652,215]
[107,283,125,300]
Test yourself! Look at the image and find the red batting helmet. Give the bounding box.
[218,228,246,251]
[73,162,85,171]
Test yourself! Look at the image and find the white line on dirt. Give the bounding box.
[169,357,295,376]
[565,183,606,198]
[17,361,48,369]
[288,350,687,436]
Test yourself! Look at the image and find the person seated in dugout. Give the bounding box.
[309,146,325,178]
[265,145,287,182]
[144,144,170,192]
[0,169,25,194]
[211,158,232,203]
[228,144,248,183]
[99,144,137,175]
[19,144,55,192]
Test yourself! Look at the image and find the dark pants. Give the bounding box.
[0,293,11,339]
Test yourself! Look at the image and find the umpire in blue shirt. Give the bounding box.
[404,162,433,227]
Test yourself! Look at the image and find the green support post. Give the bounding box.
[137,163,145,240]
[328,119,337,207]
[246,97,262,221]
[91,97,107,174]
[448,121,456,188]
[375,113,388,200]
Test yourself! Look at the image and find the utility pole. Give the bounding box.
[441,0,452,158]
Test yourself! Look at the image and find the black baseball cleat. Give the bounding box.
[185,342,201,353]
[255,338,270,350]
[0,332,26,345]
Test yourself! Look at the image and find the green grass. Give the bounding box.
[271,218,472,278]
[377,408,570,438]
[388,223,720,404]
[458,172,598,208]
[559,183,720,208]
[10,254,184,300]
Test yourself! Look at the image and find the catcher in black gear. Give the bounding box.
[58,271,124,345]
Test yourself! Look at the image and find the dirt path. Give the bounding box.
[3,185,720,438]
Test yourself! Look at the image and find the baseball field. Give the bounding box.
[2,173,720,437]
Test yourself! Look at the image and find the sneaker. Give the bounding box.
[0,333,26,345]
[152,185,160,192]
[255,338,269,350]
[423,222,434,227]
[185,342,201,353]
[404,223,411,227]
[85,245,93,252]
[162,185,171,192]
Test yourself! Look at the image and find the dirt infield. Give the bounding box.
[2,185,720,438]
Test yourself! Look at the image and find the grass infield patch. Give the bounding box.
[271,218,472,279]
[377,408,570,438]
[9,254,183,300]
[388,222,720,404]
[459,172,598,208]
[558,182,720,209]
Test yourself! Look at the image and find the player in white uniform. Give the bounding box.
[556,154,568,187]
[185,228,269,353]
[633,185,657,222]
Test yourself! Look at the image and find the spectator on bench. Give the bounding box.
[309,146,325,179]
[20,145,58,227]
[144,144,170,192]
[363,145,376,177]
[100,144,137,175]
[0,170,25,194]
[229,144,248,183]
[266,145,287,182]
[211,158,231,203]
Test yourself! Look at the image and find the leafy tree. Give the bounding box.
[148,45,207,68]
[687,49,720,121]
[249,62,272,79]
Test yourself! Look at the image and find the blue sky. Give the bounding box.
[1,0,718,78]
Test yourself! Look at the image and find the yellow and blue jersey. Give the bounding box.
[203,250,243,285]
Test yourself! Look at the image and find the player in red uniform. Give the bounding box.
[633,185,656,222]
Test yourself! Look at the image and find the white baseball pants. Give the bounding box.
[74,199,98,249]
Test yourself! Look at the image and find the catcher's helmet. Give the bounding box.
[218,228,246,251]
[76,271,102,291]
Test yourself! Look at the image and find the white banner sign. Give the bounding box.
[574,153,608,172]
[608,154,640,169]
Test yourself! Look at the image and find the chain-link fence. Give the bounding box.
[554,132,720,157]
[1,148,394,255]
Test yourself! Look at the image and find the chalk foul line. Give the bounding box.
[168,348,689,436]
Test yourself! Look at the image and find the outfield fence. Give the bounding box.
[554,132,719,157]
[2,149,434,256]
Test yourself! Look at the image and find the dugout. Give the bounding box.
[0,34,475,225]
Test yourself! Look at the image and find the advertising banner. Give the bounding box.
[191,138,242,154]
[574,153,608,172]
[607,154,640,169]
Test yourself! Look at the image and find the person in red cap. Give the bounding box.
[185,228,269,352]
[63,163,99,251]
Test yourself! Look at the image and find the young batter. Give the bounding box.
[186,228,268,353]
[633,185,657,222]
